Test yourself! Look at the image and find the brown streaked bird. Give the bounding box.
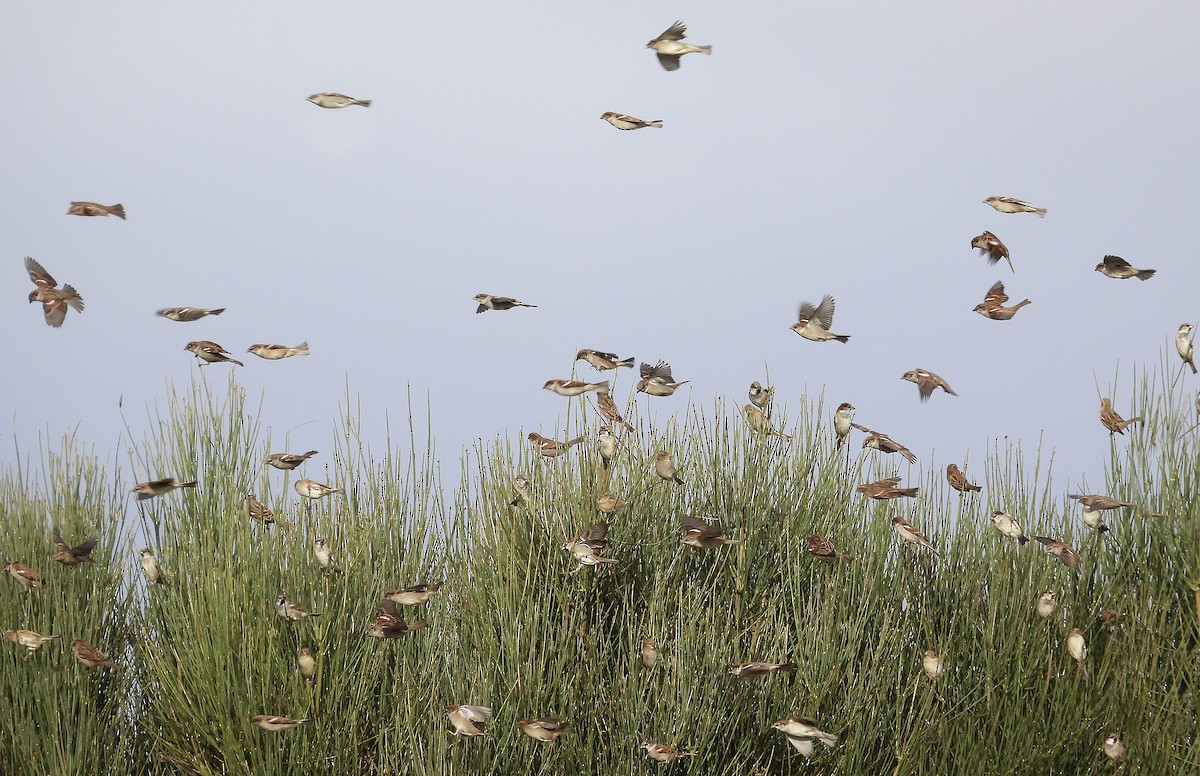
[970,231,1012,271]
[1176,324,1196,374]
[1068,494,1136,512]
[564,522,618,572]
[250,715,312,732]
[983,195,1047,218]
[156,307,224,322]
[749,381,775,412]
[862,431,917,464]
[654,450,683,485]
[576,349,636,371]
[640,638,659,669]
[902,369,957,402]
[642,742,694,764]
[4,561,47,592]
[679,515,740,549]
[771,717,839,760]
[892,516,938,555]
[973,280,1031,320]
[298,647,316,685]
[306,92,370,108]
[248,342,309,360]
[1099,608,1124,629]
[646,21,712,71]
[744,404,790,439]
[294,479,342,499]
[791,295,850,343]
[139,548,168,586]
[25,256,84,327]
[473,293,536,313]
[1036,589,1057,621]
[384,583,443,606]
[595,391,634,432]
[922,650,945,681]
[805,534,853,563]
[833,402,855,449]
[71,639,118,669]
[51,527,96,566]
[446,704,493,737]
[246,493,278,527]
[1066,627,1087,677]
[510,473,531,506]
[543,379,609,397]
[133,478,197,500]
[3,629,59,659]
[366,598,428,639]
[1099,398,1141,435]
[600,112,663,130]
[518,717,571,742]
[729,660,795,679]
[67,201,125,219]
[1033,536,1080,571]
[857,476,918,500]
[1103,733,1127,762]
[945,464,981,493]
[990,511,1029,544]
[185,340,243,367]
[636,361,689,397]
[266,450,318,470]
[527,432,584,458]
[276,594,321,622]
[596,491,626,514]
[1095,255,1155,281]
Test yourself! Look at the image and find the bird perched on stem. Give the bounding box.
[185,341,243,367]
[833,403,856,449]
[748,381,774,412]
[902,369,957,402]
[1104,733,1127,762]
[892,516,938,555]
[51,528,96,566]
[276,595,320,622]
[922,650,945,681]
[945,464,980,493]
[594,391,634,432]
[744,404,790,439]
[1066,627,1088,677]
[983,196,1047,218]
[473,293,535,313]
[973,280,1030,320]
[970,231,1012,271]
[25,256,84,328]
[139,548,168,586]
[298,647,316,686]
[266,451,318,470]
[654,450,683,485]
[600,112,662,130]
[646,21,711,71]
[636,361,688,397]
[806,534,853,564]
[791,295,850,343]
[527,432,584,458]
[67,201,125,219]
[1036,589,1057,621]
[990,511,1029,544]
[1099,398,1141,435]
[1177,324,1197,374]
[313,537,342,574]
[1095,255,1155,281]
[564,523,618,572]
[71,639,118,669]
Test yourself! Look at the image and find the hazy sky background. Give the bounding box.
[4,2,1199,502]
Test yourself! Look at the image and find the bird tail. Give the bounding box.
[898,487,919,497]
[356,100,372,107]
[901,450,917,464]
[833,334,850,343]
[229,358,245,367]
[1017,535,1029,545]
[521,303,538,308]
[180,481,198,489]
[1190,360,1198,374]
[62,286,85,311]
[698,45,713,55]
[1014,299,1032,310]
[819,731,839,748]
[1136,269,1156,281]
[210,308,226,315]
[647,120,664,128]
[1125,417,1143,427]
[303,450,318,458]
[293,342,310,355]
[109,204,127,219]
[616,357,636,368]
[1033,207,1047,218]
[566,437,584,447]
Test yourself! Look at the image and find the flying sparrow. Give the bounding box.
[473,293,536,313]
[1095,255,1155,281]
[945,464,981,493]
[636,361,689,397]
[892,516,938,555]
[922,650,945,681]
[564,523,618,572]
[990,511,1029,544]
[1068,494,1136,512]
[646,21,712,71]
[1103,733,1127,761]
[384,582,443,606]
[248,342,310,360]
[791,295,850,343]
[67,201,125,219]
[833,403,855,449]
[805,534,853,563]
[366,598,428,638]
[1066,627,1087,676]
[729,661,795,679]
[4,561,47,592]
[1033,536,1080,571]
[679,515,740,549]
[266,451,318,470]
[654,450,683,485]
[642,742,694,764]
[600,112,663,130]
[970,231,1012,271]
[277,595,320,622]
[133,478,197,500]
[3,629,59,659]
[25,256,84,327]
[1099,398,1141,435]
[748,381,775,412]
[857,476,918,500]
[446,705,493,737]
[640,638,659,668]
[597,427,617,470]
[185,341,243,367]
[307,92,371,108]
[596,491,626,514]
[973,280,1031,320]
[861,431,917,464]
[139,548,168,586]
[156,307,224,322]
[1036,589,1057,621]
[901,369,958,402]
[71,639,118,669]
[298,647,316,685]
[517,717,571,742]
[511,473,531,506]
[595,391,634,432]
[527,432,584,457]
[294,479,342,499]
[51,527,97,566]
[771,717,839,760]
[1080,503,1110,534]
[576,349,635,371]
[313,537,342,574]
[983,195,1047,218]
[745,404,790,439]
[250,715,312,731]
[1177,324,1197,374]
[543,379,609,397]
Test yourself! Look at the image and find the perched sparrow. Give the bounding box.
[71,639,118,669]
[446,705,492,737]
[679,515,740,549]
[595,391,634,432]
[1069,494,1135,512]
[248,342,310,360]
[473,293,535,313]
[805,534,853,563]
[1098,608,1124,629]
[4,561,47,592]
[983,195,1047,218]
[744,404,790,439]
[3,629,59,658]
[250,715,312,731]
[1177,324,1197,374]
[510,473,531,506]
[636,361,689,397]
[729,661,795,679]
[298,647,316,685]
[970,231,1012,271]
[646,21,712,71]
[517,717,571,742]
[600,112,663,130]
[748,381,775,411]
[1103,733,1127,761]
[1080,503,1110,534]
[922,650,945,681]
[596,491,627,514]
[1099,398,1141,435]
[642,742,694,764]
[133,478,197,501]
[543,379,609,397]
[990,511,1029,544]
[294,479,342,499]
[833,403,855,449]
[1036,589,1057,621]
[277,595,320,622]
[313,537,342,573]
[791,295,850,343]
[527,432,584,457]
[654,450,683,485]
[246,493,279,527]
[973,280,1030,320]
[25,256,84,327]
[156,307,224,322]
[892,516,938,555]
[1066,627,1087,676]
[185,340,243,367]
[307,92,370,108]
[1095,255,1155,281]
[946,464,981,493]
[640,638,659,668]
[564,523,618,572]
[51,527,97,565]
[384,582,443,606]
[67,201,125,219]
[1033,536,1080,571]
[576,349,635,371]
[139,548,168,586]
[266,451,318,470]
[366,598,428,638]
[862,431,917,464]
[857,476,918,500]
[902,369,958,402]
[771,717,839,760]
[597,426,617,470]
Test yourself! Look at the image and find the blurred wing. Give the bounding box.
[657,21,686,41]
[1103,255,1131,270]
[984,281,1008,305]
[813,295,837,329]
[43,297,68,327]
[581,522,610,543]
[796,301,817,324]
[74,537,98,555]
[25,256,56,289]
[51,527,69,553]
[656,53,681,71]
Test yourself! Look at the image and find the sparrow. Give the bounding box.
[133,478,197,500]
[771,717,839,760]
[744,404,790,439]
[1099,608,1124,629]
[307,92,370,108]
[543,379,609,397]
[510,473,531,506]
[277,595,320,622]
[248,342,310,360]
[596,491,626,514]
[517,717,571,742]
[4,561,47,592]
[564,523,618,572]
[446,705,492,737]
[862,431,917,464]
[1081,503,1111,534]
[922,650,945,681]
[805,534,853,563]
[1177,324,1197,374]
[1036,589,1057,621]
[600,112,663,130]
[156,307,224,322]
[25,256,84,327]
[597,427,617,469]
[646,21,712,71]
[791,295,850,343]
[640,638,659,668]
[983,196,1047,218]
[679,515,740,549]
[1103,733,1127,761]
[298,647,316,685]
[366,598,428,638]
[71,639,118,669]
[313,537,342,574]
[654,450,683,485]
[833,403,855,449]
[1033,536,1080,571]
[1095,255,1155,281]
[576,349,635,371]
[384,582,443,606]
[51,527,97,565]
[729,661,795,679]
[294,479,343,499]
[973,280,1030,320]
[139,548,168,586]
[990,511,1029,544]
[1066,627,1087,676]
[970,231,1012,271]
[3,629,59,658]
[527,432,584,457]
[892,516,938,555]
[595,391,634,432]
[946,464,981,493]
[250,715,312,731]
[267,451,318,470]
[641,742,694,764]
[185,341,243,367]
[748,381,775,412]
[902,369,958,402]
[246,493,278,527]
[67,201,126,219]
[857,476,918,500]
[1099,398,1142,435]
[637,361,689,397]
[473,293,535,313]
[1069,493,1136,512]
